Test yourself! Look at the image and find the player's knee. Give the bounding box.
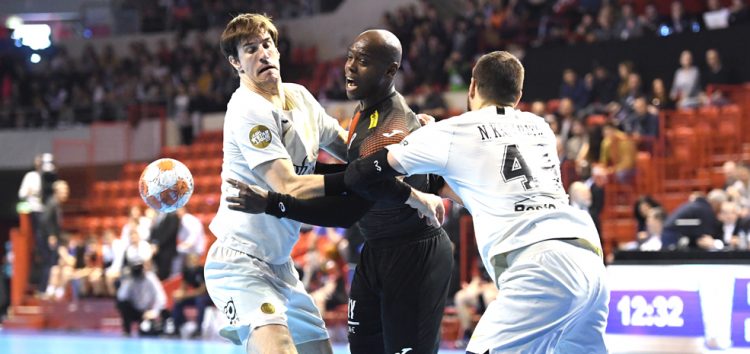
[249,324,295,354]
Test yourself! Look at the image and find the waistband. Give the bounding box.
[365,227,446,249]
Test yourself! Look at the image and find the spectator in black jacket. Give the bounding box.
[149,212,180,280]
[662,189,726,250]
[37,180,69,293]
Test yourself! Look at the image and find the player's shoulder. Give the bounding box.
[283,82,317,103]
[225,86,275,123]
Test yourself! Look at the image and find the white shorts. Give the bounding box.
[203,242,329,346]
[467,239,609,354]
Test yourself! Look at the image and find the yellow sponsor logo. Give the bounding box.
[368,111,378,129]
[249,125,272,149]
[261,303,275,314]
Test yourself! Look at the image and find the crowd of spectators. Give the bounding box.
[611,161,750,254]
[1,0,748,132]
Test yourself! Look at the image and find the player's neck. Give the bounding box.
[245,79,284,109]
[361,85,395,110]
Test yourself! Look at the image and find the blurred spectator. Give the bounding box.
[564,119,590,169]
[166,253,210,339]
[703,0,731,29]
[556,98,577,144]
[666,1,695,34]
[417,84,449,120]
[614,3,644,40]
[121,205,152,244]
[723,160,739,189]
[729,0,750,25]
[37,180,69,294]
[670,50,702,108]
[559,69,590,109]
[588,65,618,106]
[718,201,744,249]
[640,207,667,251]
[592,5,617,42]
[529,100,554,122]
[116,258,168,336]
[622,96,659,142]
[599,123,636,183]
[310,244,348,314]
[150,212,180,280]
[640,4,662,35]
[569,181,592,212]
[649,78,674,110]
[616,61,635,100]
[19,154,46,290]
[633,195,663,237]
[703,48,732,105]
[174,207,206,276]
[43,235,74,300]
[453,265,497,349]
[662,189,726,250]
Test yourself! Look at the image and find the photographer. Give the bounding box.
[115,257,167,336]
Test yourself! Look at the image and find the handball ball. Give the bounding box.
[138,158,194,213]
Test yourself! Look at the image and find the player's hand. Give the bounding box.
[417,113,436,126]
[406,189,445,227]
[226,178,269,214]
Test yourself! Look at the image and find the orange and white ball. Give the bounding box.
[138,158,194,213]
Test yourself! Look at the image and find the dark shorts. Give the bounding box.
[348,228,454,354]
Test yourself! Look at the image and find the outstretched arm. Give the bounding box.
[226,178,373,228]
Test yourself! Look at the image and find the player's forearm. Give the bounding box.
[275,174,325,199]
[265,192,373,227]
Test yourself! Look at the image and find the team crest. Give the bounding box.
[260,302,276,314]
[224,298,239,325]
[249,125,272,149]
[368,111,379,129]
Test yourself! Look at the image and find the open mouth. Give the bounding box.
[258,65,277,74]
[346,77,358,90]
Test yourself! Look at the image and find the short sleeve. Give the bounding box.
[386,121,452,176]
[229,106,290,170]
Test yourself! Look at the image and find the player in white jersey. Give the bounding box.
[343,51,609,353]
[206,14,348,354]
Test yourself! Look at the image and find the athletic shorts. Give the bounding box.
[203,241,329,347]
[466,239,609,354]
[347,227,453,354]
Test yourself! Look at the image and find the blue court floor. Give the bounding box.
[0,330,466,354]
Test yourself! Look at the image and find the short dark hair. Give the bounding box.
[220,13,278,60]
[472,51,524,106]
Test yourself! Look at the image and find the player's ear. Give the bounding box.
[228,55,241,72]
[385,62,399,78]
[514,90,523,108]
[468,77,476,100]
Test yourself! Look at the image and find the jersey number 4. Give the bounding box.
[501,144,536,190]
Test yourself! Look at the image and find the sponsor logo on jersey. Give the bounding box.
[368,111,379,129]
[224,298,239,325]
[260,302,276,314]
[249,125,272,149]
[513,196,558,212]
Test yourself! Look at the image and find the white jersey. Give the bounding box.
[387,106,601,281]
[210,83,346,264]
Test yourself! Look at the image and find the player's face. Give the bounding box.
[234,31,281,88]
[345,39,388,100]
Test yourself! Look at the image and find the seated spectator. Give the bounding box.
[729,0,750,25]
[310,244,348,314]
[589,65,618,106]
[559,69,590,109]
[453,265,498,348]
[43,236,75,300]
[703,0,731,30]
[723,160,739,189]
[116,257,168,336]
[670,50,702,108]
[633,195,663,237]
[556,98,577,143]
[564,119,590,171]
[614,3,644,40]
[599,122,636,183]
[640,4,662,35]
[703,49,732,105]
[666,1,695,34]
[121,205,152,244]
[622,96,659,149]
[166,253,211,339]
[662,189,726,250]
[417,84,448,120]
[649,78,674,111]
[640,208,667,251]
[718,201,743,249]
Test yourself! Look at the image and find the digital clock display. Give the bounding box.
[608,290,703,336]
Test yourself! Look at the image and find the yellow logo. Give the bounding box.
[260,303,275,314]
[368,111,379,129]
[249,125,272,149]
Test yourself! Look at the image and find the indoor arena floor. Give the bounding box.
[0,330,466,354]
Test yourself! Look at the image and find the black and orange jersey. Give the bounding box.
[346,92,438,240]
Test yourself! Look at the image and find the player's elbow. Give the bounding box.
[343,160,370,193]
